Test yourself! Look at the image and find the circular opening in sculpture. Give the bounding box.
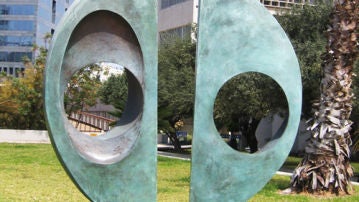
[213,72,288,153]
[58,10,145,164]
[65,62,143,137]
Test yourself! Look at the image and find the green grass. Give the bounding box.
[157,157,190,201]
[0,144,87,201]
[251,175,359,202]
[0,143,359,201]
[282,156,359,176]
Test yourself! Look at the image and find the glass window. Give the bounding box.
[0,5,36,15]
[0,36,33,46]
[0,20,35,31]
[0,51,32,62]
[15,67,25,77]
[160,25,191,41]
[0,52,7,61]
[12,52,32,62]
[161,0,188,9]
[15,67,19,77]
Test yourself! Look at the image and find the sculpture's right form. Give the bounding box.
[190,0,302,201]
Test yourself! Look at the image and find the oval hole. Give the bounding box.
[213,72,288,153]
[64,62,143,164]
[59,10,144,164]
[64,62,143,137]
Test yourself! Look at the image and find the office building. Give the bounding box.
[159,0,198,41]
[0,0,73,76]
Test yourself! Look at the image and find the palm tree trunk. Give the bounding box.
[290,0,358,194]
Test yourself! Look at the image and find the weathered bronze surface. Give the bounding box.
[190,0,302,201]
[45,0,301,201]
[44,0,157,201]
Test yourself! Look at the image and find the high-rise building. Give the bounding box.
[0,0,73,76]
[0,0,312,76]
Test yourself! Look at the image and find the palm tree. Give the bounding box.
[290,0,358,194]
[43,32,52,50]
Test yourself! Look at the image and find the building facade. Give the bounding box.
[158,0,198,41]
[0,0,73,76]
[158,0,313,40]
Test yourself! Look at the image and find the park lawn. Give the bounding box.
[0,144,87,201]
[0,143,358,202]
[282,156,359,177]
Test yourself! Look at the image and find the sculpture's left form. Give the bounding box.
[44,0,158,201]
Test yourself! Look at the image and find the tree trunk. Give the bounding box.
[241,118,260,153]
[290,0,358,194]
[228,135,238,150]
[166,132,183,152]
[247,118,259,153]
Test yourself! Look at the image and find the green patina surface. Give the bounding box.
[44,0,301,201]
[190,0,302,201]
[44,0,157,201]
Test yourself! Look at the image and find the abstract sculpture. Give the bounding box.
[44,0,157,201]
[44,0,301,201]
[190,0,301,201]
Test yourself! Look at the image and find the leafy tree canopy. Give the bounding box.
[64,64,103,116]
[0,48,47,129]
[213,73,288,132]
[158,38,196,151]
[97,70,128,118]
[0,47,106,129]
[276,1,332,117]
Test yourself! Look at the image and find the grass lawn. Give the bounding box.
[282,156,359,177]
[1,143,359,201]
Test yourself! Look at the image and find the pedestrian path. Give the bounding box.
[158,151,190,161]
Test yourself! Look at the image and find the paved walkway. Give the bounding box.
[158,151,191,161]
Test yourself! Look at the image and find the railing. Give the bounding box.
[68,111,117,132]
[260,0,312,9]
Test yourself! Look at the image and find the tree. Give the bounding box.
[351,60,359,150]
[0,48,47,130]
[290,0,358,194]
[276,2,332,118]
[0,42,104,130]
[213,73,288,153]
[158,38,196,151]
[64,64,102,117]
[211,2,332,153]
[97,70,128,119]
